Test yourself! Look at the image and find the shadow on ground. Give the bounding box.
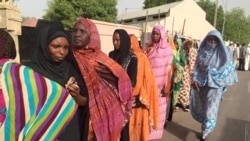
[165,121,200,141]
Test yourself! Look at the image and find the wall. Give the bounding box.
[0,4,22,62]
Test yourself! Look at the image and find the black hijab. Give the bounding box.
[110,29,131,65]
[26,23,71,86]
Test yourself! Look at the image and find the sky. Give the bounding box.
[14,0,250,19]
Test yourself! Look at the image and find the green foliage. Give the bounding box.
[197,0,224,29]
[224,8,250,43]
[197,0,250,43]
[43,0,117,29]
[143,0,181,9]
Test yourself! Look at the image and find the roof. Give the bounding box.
[21,17,38,27]
[118,1,182,20]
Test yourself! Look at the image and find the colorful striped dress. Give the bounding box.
[0,61,78,141]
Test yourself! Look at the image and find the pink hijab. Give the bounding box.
[146,24,173,91]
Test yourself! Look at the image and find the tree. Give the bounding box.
[197,0,224,31]
[43,0,117,29]
[224,8,250,43]
[143,0,181,9]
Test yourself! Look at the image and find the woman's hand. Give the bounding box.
[65,77,87,106]
[192,82,200,91]
[65,77,80,97]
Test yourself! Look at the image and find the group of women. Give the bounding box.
[0,17,238,141]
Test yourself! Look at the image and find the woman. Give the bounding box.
[71,18,132,141]
[128,34,159,141]
[109,29,138,87]
[178,39,197,111]
[190,30,238,141]
[0,24,88,140]
[109,29,138,141]
[171,38,186,112]
[0,30,16,126]
[145,24,173,140]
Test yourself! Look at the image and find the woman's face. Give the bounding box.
[72,23,90,48]
[113,32,120,50]
[48,37,69,62]
[207,36,218,48]
[151,30,161,43]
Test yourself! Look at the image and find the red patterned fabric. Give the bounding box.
[72,18,132,141]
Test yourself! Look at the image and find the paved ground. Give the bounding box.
[160,71,250,141]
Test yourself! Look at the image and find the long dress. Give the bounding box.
[146,25,173,140]
[73,18,132,141]
[0,61,78,140]
[128,35,159,141]
[171,39,186,108]
[178,46,197,108]
[190,30,238,139]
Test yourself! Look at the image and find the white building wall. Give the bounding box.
[118,0,215,45]
[168,0,214,40]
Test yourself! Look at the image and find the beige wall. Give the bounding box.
[92,20,142,55]
[0,4,22,62]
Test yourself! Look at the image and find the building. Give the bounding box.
[117,0,215,46]
[0,0,22,62]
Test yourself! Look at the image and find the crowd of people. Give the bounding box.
[229,42,250,71]
[0,17,238,141]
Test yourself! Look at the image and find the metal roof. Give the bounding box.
[118,1,182,20]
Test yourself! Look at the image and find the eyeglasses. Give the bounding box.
[72,28,88,35]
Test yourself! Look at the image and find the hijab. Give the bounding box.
[193,30,238,88]
[26,24,71,86]
[146,24,172,60]
[146,24,173,92]
[72,18,132,141]
[110,29,131,65]
[0,30,16,59]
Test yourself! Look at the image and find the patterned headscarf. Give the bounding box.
[193,30,238,88]
[0,30,16,59]
[72,18,132,141]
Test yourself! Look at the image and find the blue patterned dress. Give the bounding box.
[190,30,238,139]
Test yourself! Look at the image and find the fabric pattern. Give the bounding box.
[0,30,16,59]
[73,18,132,141]
[146,24,173,140]
[129,35,159,141]
[0,61,77,141]
[0,58,9,126]
[190,30,238,139]
[172,38,186,107]
[193,30,238,88]
[179,41,197,107]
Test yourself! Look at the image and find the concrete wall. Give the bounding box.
[0,4,22,62]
